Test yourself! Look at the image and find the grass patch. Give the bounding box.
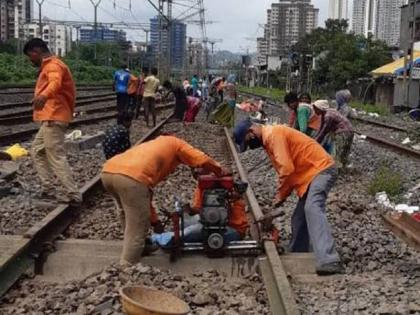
[368,165,403,198]
[238,86,285,102]
[351,101,390,116]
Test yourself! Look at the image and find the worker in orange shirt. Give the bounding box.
[101,135,229,264]
[24,38,81,205]
[233,119,343,276]
[126,72,139,121]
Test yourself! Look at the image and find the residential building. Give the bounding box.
[400,0,420,51]
[257,0,319,59]
[79,27,126,43]
[329,0,349,20]
[150,16,186,69]
[0,0,33,41]
[352,0,405,46]
[23,22,72,56]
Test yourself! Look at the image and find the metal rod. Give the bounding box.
[407,0,418,107]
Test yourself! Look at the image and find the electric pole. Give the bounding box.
[89,0,102,60]
[36,0,45,36]
[407,0,418,107]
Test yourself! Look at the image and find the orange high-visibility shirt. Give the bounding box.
[262,125,334,202]
[191,187,249,237]
[102,136,221,187]
[127,75,139,95]
[33,56,76,123]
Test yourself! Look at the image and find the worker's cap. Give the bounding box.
[233,119,253,153]
[313,100,330,111]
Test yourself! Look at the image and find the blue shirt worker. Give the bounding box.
[113,65,131,123]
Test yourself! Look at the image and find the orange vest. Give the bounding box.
[102,136,220,187]
[262,125,334,201]
[127,75,139,95]
[33,56,76,123]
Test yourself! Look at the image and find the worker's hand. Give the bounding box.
[152,220,165,234]
[32,95,48,110]
[219,167,232,177]
[259,213,274,232]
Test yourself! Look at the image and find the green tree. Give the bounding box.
[293,19,392,92]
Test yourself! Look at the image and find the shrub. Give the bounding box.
[368,165,403,198]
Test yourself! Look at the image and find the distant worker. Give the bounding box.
[335,89,353,118]
[163,80,188,122]
[127,71,139,121]
[233,119,344,275]
[101,134,229,264]
[184,87,202,122]
[102,112,132,160]
[143,67,160,127]
[210,74,237,128]
[113,65,131,123]
[191,74,199,97]
[24,38,82,205]
[135,68,148,120]
[313,100,354,169]
[217,77,226,102]
[183,77,190,91]
[285,91,320,137]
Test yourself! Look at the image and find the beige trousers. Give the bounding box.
[31,121,80,200]
[101,173,151,264]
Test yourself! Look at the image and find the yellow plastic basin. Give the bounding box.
[119,286,190,315]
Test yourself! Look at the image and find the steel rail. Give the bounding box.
[0,103,118,126]
[0,113,174,297]
[355,131,420,160]
[0,93,115,111]
[224,127,299,315]
[0,96,116,119]
[0,104,175,146]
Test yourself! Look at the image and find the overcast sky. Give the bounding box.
[43,0,331,53]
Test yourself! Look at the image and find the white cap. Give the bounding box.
[313,100,330,111]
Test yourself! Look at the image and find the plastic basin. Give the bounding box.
[119,286,190,315]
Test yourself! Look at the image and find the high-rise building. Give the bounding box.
[79,27,127,43]
[150,16,186,69]
[23,22,72,56]
[352,0,405,46]
[0,0,33,41]
[257,0,318,59]
[400,0,420,51]
[329,0,349,20]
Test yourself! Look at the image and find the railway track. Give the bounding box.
[0,92,114,111]
[0,85,110,96]
[238,90,420,160]
[0,103,174,146]
[0,111,304,314]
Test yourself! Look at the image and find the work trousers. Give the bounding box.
[116,93,129,123]
[135,95,143,119]
[289,166,340,267]
[101,173,151,264]
[31,121,80,200]
[143,96,156,127]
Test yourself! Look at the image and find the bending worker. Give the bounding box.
[101,134,229,264]
[285,92,320,137]
[233,119,344,275]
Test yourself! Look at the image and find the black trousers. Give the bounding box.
[116,93,129,123]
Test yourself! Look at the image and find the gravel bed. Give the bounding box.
[0,263,270,315]
[0,111,172,236]
[66,117,234,240]
[235,105,420,313]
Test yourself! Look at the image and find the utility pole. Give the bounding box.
[166,0,172,79]
[407,0,418,108]
[36,0,45,36]
[89,0,102,60]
